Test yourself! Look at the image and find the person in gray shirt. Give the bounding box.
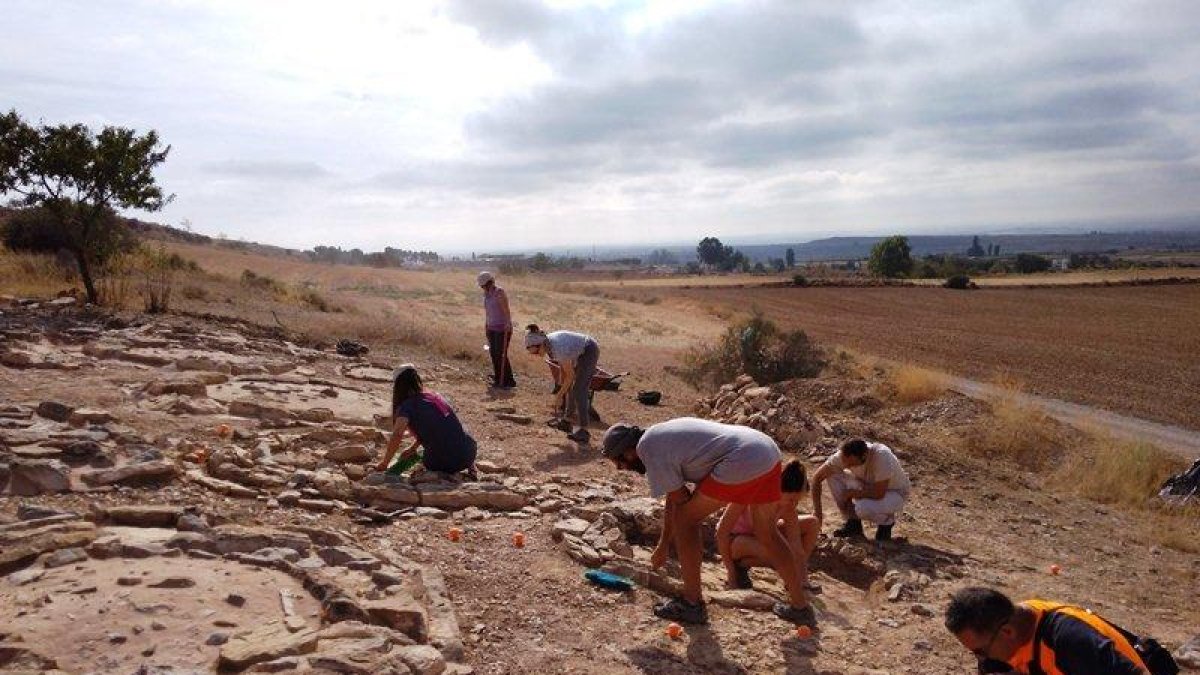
[602,417,815,627]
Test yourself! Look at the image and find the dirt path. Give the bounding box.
[943,375,1200,460]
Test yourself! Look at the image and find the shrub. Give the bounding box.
[135,244,177,313]
[680,314,825,387]
[241,269,287,296]
[944,274,971,290]
[1054,437,1185,508]
[957,380,1070,468]
[296,287,334,312]
[180,285,208,301]
[792,274,808,287]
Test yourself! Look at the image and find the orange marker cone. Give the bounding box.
[513,532,526,548]
[1049,564,1061,576]
[666,623,683,639]
[796,625,813,639]
[448,527,462,542]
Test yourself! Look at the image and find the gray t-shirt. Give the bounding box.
[823,442,911,496]
[546,330,592,362]
[636,417,782,498]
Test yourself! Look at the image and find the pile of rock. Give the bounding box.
[693,375,825,451]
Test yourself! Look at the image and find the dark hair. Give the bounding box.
[390,368,423,422]
[841,438,869,460]
[945,587,1015,634]
[526,323,542,334]
[781,459,807,492]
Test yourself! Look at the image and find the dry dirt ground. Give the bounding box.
[1,303,1197,674]
[657,283,1200,432]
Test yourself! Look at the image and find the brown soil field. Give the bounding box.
[660,284,1200,431]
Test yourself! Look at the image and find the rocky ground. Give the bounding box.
[2,300,1198,674]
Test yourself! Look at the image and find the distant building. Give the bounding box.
[1051,257,1070,271]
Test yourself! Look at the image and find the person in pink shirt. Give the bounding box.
[478,271,516,389]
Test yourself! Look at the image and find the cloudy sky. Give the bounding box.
[3,0,1199,253]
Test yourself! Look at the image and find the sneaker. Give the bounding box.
[653,598,708,625]
[875,524,893,541]
[773,602,817,627]
[546,417,572,432]
[833,518,864,538]
[567,428,591,443]
[732,565,754,590]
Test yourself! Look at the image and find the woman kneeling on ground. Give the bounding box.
[716,459,820,591]
[375,364,478,478]
[523,324,599,443]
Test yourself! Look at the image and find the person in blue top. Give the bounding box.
[375,364,478,477]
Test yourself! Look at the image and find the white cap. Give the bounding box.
[476,271,495,287]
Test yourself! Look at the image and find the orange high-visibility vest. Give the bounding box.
[1008,600,1148,675]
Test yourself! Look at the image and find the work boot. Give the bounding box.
[833,518,864,538]
[875,524,893,541]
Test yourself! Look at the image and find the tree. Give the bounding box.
[967,235,985,257]
[867,235,913,278]
[697,237,726,267]
[1014,253,1051,274]
[0,110,171,304]
[785,248,796,268]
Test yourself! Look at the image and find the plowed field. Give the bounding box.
[667,284,1200,431]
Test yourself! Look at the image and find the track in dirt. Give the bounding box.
[666,284,1200,431]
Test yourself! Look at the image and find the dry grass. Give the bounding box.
[957,377,1072,467]
[0,249,75,298]
[881,364,946,404]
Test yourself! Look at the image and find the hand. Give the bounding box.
[650,546,668,570]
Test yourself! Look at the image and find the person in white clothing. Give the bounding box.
[810,438,910,541]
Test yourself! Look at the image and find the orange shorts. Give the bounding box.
[697,462,782,505]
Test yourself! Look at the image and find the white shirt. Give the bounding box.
[823,442,911,496]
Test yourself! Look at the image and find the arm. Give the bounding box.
[846,478,890,501]
[376,416,411,471]
[716,503,747,582]
[652,486,691,568]
[556,358,576,408]
[497,288,512,325]
[809,461,833,522]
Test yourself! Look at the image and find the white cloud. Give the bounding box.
[2,0,1198,253]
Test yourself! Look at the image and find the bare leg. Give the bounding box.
[749,503,807,608]
[673,492,728,604]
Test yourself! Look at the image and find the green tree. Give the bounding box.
[0,110,171,304]
[697,236,727,267]
[1014,253,1051,274]
[867,235,913,278]
[967,235,985,257]
[785,247,796,268]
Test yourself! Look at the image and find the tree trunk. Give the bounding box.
[74,248,99,305]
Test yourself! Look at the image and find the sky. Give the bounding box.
[2,0,1199,254]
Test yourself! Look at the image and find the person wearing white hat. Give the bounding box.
[478,271,516,390]
[375,364,477,477]
[524,324,599,443]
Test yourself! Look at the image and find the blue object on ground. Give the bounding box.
[584,569,634,591]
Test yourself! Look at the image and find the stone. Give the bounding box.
[312,469,355,501]
[911,603,937,618]
[708,589,778,611]
[208,525,311,556]
[298,498,339,513]
[318,546,376,567]
[0,519,97,575]
[325,444,373,464]
[7,567,46,585]
[118,576,143,586]
[495,413,532,425]
[8,458,71,495]
[365,595,429,641]
[144,377,208,397]
[416,483,528,512]
[103,505,182,528]
[177,511,210,532]
[397,644,446,675]
[79,459,179,487]
[226,593,247,607]
[149,576,195,589]
[68,408,116,427]
[552,518,591,542]
[218,622,319,671]
[16,503,75,521]
[207,632,230,646]
[36,401,74,422]
[253,547,302,563]
[1176,635,1200,669]
[42,546,88,568]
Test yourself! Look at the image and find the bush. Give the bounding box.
[944,274,971,290]
[135,244,177,313]
[680,314,825,387]
[296,287,335,312]
[181,285,208,301]
[241,269,287,296]
[883,364,946,404]
[792,274,808,287]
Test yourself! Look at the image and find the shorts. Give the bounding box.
[697,461,782,505]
